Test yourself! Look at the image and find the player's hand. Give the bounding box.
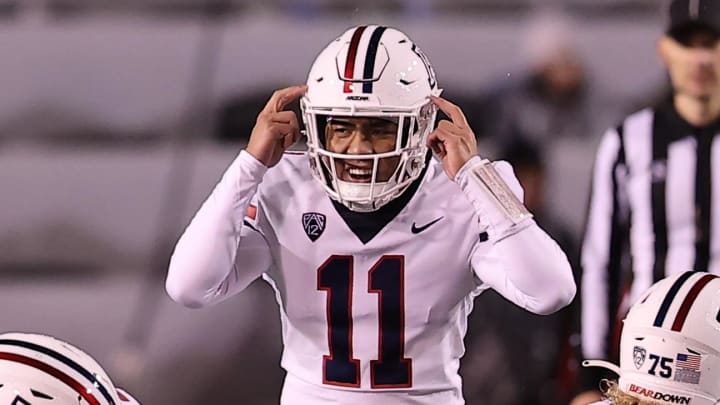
[427,96,478,180]
[569,390,603,405]
[246,85,307,168]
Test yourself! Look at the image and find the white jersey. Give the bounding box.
[166,151,575,404]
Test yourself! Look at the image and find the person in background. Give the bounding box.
[574,1,720,403]
[473,12,594,150]
[583,271,720,405]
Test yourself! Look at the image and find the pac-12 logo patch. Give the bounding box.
[302,212,326,242]
[633,346,647,369]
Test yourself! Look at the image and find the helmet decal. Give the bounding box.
[0,339,115,405]
[411,44,437,90]
[361,26,388,94]
[341,26,367,93]
[653,271,697,327]
[340,25,389,94]
[0,352,104,405]
[584,271,720,405]
[0,333,141,405]
[670,273,718,331]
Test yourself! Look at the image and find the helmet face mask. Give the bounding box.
[301,25,441,212]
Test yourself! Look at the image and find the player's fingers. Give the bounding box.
[427,131,446,156]
[275,85,307,112]
[262,85,307,115]
[268,122,298,140]
[270,110,300,125]
[283,128,301,149]
[432,126,462,143]
[287,112,301,134]
[430,96,469,128]
[437,119,463,135]
[438,117,477,151]
[282,120,302,148]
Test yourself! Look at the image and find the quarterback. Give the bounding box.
[166,25,575,404]
[583,271,720,405]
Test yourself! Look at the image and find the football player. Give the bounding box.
[583,271,720,405]
[0,332,141,404]
[166,25,576,404]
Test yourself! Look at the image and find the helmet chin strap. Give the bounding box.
[336,179,395,207]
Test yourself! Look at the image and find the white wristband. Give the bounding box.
[467,159,533,225]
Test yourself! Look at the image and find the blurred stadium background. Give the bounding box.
[0,1,671,403]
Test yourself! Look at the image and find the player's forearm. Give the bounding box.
[454,156,533,241]
[166,150,268,308]
[489,223,576,315]
[456,156,575,314]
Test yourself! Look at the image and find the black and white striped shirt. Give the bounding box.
[579,99,720,387]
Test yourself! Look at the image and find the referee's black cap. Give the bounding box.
[667,0,720,43]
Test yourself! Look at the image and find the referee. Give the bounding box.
[573,1,720,404]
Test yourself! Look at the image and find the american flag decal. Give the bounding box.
[674,353,702,384]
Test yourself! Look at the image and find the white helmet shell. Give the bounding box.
[301,25,442,212]
[0,333,140,405]
[585,271,720,405]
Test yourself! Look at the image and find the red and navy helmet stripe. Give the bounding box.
[653,271,695,327]
[361,26,387,94]
[0,352,102,405]
[342,26,367,93]
[0,339,115,405]
[671,273,718,331]
[342,25,388,94]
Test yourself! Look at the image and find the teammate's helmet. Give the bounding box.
[0,333,140,404]
[301,25,442,212]
[584,271,720,405]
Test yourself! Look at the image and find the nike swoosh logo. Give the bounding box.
[411,216,444,234]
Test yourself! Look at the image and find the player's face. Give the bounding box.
[325,117,400,183]
[660,30,720,100]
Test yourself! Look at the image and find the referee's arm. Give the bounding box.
[577,126,629,394]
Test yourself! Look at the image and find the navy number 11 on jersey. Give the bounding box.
[317,255,412,388]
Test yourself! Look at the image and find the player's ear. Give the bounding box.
[657,36,672,67]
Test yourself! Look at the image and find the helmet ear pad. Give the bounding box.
[301,25,441,212]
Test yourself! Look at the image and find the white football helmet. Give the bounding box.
[584,271,720,405]
[0,333,140,405]
[301,25,442,212]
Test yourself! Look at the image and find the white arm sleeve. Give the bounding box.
[165,150,273,308]
[457,156,576,315]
